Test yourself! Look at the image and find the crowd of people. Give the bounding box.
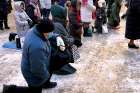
[1,0,140,93]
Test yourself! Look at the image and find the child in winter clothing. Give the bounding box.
[14,1,32,37]
[95,0,108,33]
[81,0,96,37]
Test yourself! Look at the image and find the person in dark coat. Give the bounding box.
[108,0,122,29]
[0,0,10,30]
[69,0,83,47]
[25,0,41,27]
[2,19,57,93]
[51,0,77,75]
[51,0,67,28]
[95,0,107,33]
[125,0,140,49]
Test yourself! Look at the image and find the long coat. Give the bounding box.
[14,1,31,37]
[0,0,8,14]
[21,27,51,87]
[125,0,140,39]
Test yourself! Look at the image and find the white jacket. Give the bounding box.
[14,1,31,37]
[39,0,51,9]
[80,0,96,23]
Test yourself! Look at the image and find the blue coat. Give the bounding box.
[21,27,51,87]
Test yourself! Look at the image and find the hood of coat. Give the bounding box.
[14,1,25,12]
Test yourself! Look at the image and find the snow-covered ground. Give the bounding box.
[1,5,140,93]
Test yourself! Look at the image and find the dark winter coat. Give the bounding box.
[21,26,51,87]
[125,0,140,39]
[26,5,39,26]
[53,22,74,46]
[51,4,67,27]
[108,0,122,27]
[69,8,82,41]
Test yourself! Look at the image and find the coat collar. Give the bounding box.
[33,26,48,41]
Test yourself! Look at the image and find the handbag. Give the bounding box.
[102,24,108,33]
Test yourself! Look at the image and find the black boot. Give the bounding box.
[4,20,10,29]
[16,37,21,49]
[0,21,4,30]
[3,85,16,93]
[42,82,57,89]
[128,44,139,49]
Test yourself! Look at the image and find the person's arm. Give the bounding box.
[29,46,50,80]
[15,13,28,26]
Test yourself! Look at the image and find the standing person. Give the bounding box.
[39,0,52,18]
[81,0,96,37]
[14,1,32,37]
[2,19,57,93]
[95,0,107,33]
[0,0,10,30]
[26,0,42,27]
[125,0,140,49]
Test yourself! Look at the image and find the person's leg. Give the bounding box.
[3,13,10,29]
[0,11,4,30]
[46,9,51,18]
[3,85,42,93]
[28,86,42,93]
[128,39,139,49]
[41,73,57,89]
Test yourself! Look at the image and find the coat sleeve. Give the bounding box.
[54,23,74,46]
[29,46,50,80]
[15,13,28,26]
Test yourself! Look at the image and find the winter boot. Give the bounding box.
[16,37,21,49]
[3,85,16,93]
[4,20,10,29]
[0,21,4,30]
[42,82,57,89]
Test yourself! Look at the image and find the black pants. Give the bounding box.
[11,73,53,93]
[11,86,42,93]
[0,11,8,28]
[41,9,50,19]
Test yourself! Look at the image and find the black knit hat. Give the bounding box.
[36,18,54,33]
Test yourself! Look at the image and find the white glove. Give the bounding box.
[57,36,65,51]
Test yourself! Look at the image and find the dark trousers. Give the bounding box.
[12,86,42,93]
[41,9,50,19]
[11,73,53,93]
[0,11,8,28]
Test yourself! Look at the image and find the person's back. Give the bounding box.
[21,26,51,87]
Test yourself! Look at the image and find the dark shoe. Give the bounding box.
[3,85,16,93]
[5,27,10,29]
[42,82,57,89]
[0,27,4,30]
[128,44,139,49]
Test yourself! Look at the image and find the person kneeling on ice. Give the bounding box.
[2,32,22,49]
[95,0,108,34]
[2,19,57,93]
